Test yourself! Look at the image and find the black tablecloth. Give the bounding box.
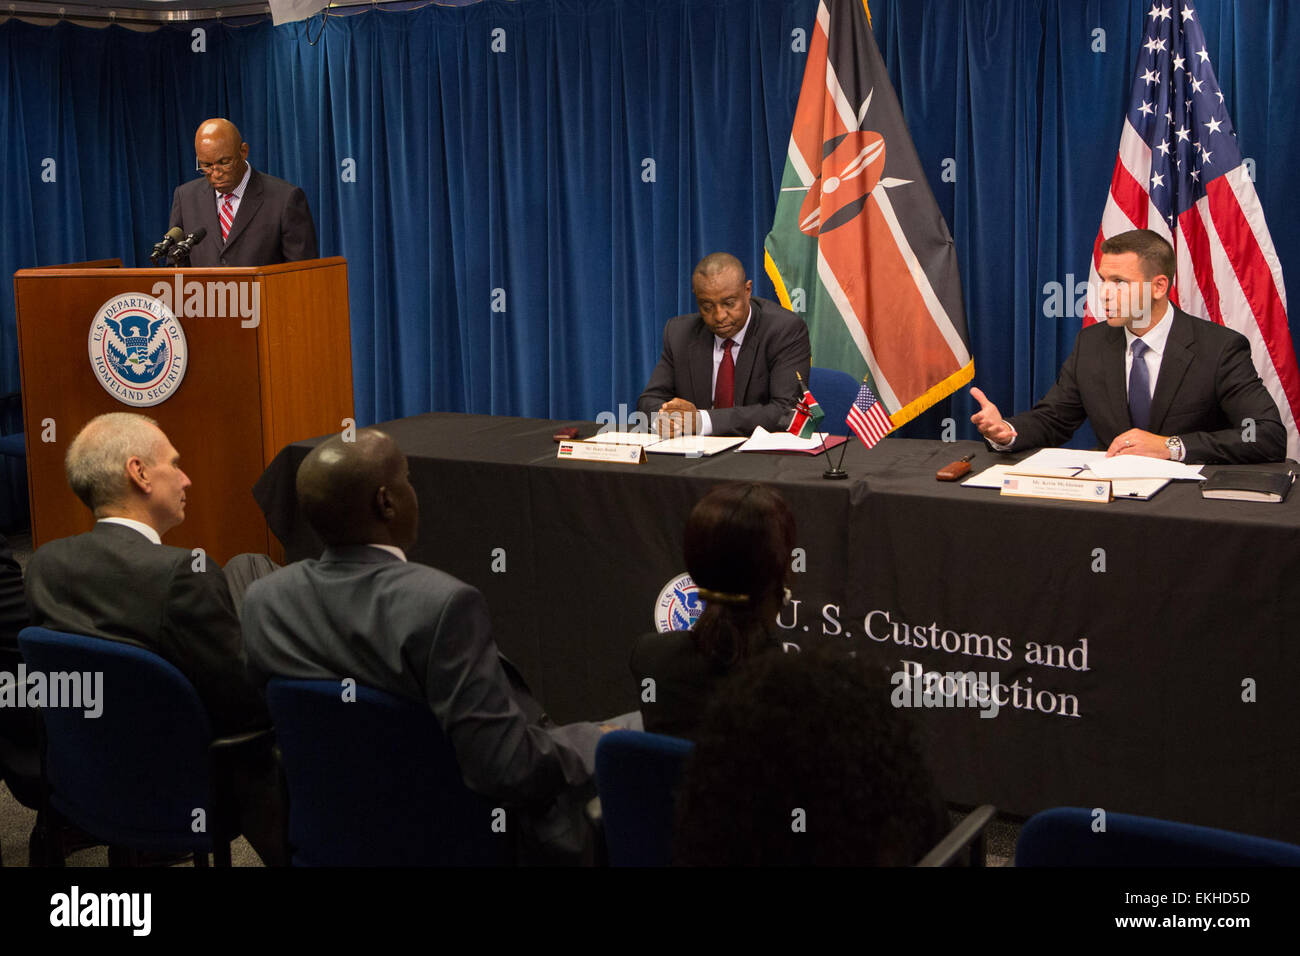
[255,413,1300,840]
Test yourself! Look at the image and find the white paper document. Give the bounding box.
[737,426,827,453]
[1015,447,1203,480]
[645,435,747,456]
[582,431,662,446]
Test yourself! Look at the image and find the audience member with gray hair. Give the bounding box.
[25,412,287,865]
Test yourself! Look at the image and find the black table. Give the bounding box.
[255,413,1300,841]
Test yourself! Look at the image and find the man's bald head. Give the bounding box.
[296,429,419,550]
[195,119,243,153]
[194,118,250,195]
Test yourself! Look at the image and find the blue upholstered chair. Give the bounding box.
[808,366,860,436]
[17,626,258,866]
[1015,806,1300,866]
[594,729,694,866]
[265,678,513,866]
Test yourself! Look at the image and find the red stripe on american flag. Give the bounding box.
[1108,156,1149,230]
[847,402,892,449]
[1176,206,1224,325]
[1204,176,1300,410]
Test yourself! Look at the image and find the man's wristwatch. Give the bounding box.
[1165,436,1185,461]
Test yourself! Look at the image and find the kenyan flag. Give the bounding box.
[764,0,973,437]
[788,389,825,439]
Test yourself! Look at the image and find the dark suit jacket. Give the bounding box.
[169,167,318,268]
[1003,307,1286,464]
[241,546,599,810]
[637,297,811,436]
[24,522,269,737]
[630,629,780,740]
[0,533,38,807]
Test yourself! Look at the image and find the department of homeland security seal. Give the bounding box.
[88,293,188,407]
[654,573,703,633]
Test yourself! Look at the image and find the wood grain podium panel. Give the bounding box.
[13,259,352,564]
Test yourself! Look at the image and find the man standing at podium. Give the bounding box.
[169,118,318,268]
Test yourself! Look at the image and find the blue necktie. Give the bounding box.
[1128,339,1151,430]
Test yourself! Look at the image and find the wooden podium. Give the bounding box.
[13,257,353,563]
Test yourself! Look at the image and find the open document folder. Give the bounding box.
[581,431,744,456]
[963,448,1204,500]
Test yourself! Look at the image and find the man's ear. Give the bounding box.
[125,456,149,493]
[373,485,395,520]
[1151,273,1171,302]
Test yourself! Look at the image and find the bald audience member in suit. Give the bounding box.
[242,429,635,863]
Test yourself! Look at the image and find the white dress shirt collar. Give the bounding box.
[366,544,407,562]
[1123,302,1175,358]
[98,516,161,545]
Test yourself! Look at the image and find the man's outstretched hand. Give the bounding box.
[970,387,1014,445]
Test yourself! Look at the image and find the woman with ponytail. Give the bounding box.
[630,482,796,738]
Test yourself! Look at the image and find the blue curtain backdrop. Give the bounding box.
[0,0,1297,445]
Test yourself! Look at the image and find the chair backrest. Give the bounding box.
[595,729,694,866]
[1015,806,1300,866]
[265,678,511,866]
[16,626,216,850]
[808,366,860,436]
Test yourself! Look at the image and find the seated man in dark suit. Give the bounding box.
[25,412,286,865]
[241,428,619,863]
[637,252,811,437]
[169,117,318,268]
[969,229,1285,464]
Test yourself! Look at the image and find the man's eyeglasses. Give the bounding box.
[196,157,238,173]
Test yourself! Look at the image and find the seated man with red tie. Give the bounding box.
[637,253,811,437]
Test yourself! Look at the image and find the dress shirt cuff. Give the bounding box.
[988,422,1017,451]
[697,410,714,437]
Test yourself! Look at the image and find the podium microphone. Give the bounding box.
[170,227,207,263]
[150,227,184,265]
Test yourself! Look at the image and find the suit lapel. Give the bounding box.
[1101,325,1130,430]
[193,180,222,250]
[731,302,762,405]
[690,322,714,407]
[223,169,263,252]
[1148,308,1193,432]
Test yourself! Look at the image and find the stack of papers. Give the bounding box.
[737,426,829,453]
[962,448,1204,500]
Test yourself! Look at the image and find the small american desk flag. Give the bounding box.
[847,380,892,449]
[1087,0,1300,458]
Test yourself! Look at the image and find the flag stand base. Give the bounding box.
[822,468,848,480]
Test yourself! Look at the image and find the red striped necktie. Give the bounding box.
[219,193,236,241]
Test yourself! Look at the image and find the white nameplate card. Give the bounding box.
[999,470,1112,503]
[556,440,645,464]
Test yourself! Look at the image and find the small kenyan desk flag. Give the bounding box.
[788,388,825,439]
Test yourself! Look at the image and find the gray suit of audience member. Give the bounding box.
[241,429,608,861]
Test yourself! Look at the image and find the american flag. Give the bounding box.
[846,380,892,449]
[1086,0,1300,458]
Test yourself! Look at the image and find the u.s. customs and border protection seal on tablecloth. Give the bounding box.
[654,573,703,632]
[88,293,188,406]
